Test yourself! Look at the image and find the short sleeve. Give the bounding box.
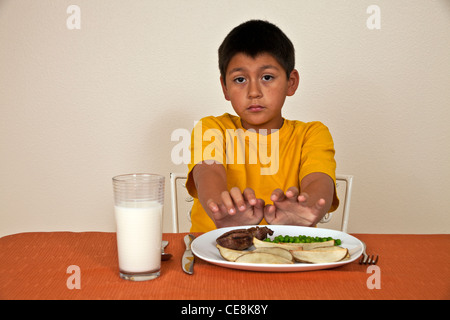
[186,117,227,198]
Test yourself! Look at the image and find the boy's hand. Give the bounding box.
[264,173,334,226]
[206,187,265,228]
[264,187,328,226]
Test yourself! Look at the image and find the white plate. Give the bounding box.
[191,225,363,272]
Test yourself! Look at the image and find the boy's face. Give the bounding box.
[220,52,299,131]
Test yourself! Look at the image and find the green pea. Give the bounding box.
[268,234,341,246]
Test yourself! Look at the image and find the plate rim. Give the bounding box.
[191,225,363,272]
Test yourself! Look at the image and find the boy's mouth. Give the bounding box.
[247,105,265,112]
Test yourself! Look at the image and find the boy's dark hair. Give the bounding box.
[218,20,295,83]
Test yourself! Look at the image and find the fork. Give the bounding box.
[359,241,379,265]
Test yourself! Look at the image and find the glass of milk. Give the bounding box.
[112,173,165,281]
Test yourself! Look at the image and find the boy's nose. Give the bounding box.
[247,81,262,99]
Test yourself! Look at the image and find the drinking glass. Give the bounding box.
[113,173,165,281]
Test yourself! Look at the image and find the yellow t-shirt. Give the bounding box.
[186,113,339,232]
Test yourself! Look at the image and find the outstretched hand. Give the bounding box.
[263,187,328,226]
[207,187,265,228]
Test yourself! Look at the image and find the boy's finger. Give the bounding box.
[252,199,265,221]
[285,187,299,201]
[229,187,246,211]
[263,204,276,223]
[298,192,309,206]
[271,188,285,202]
[254,198,265,209]
[206,199,219,213]
[221,190,237,215]
[207,200,230,221]
[314,198,326,211]
[243,188,257,206]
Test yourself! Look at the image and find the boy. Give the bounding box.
[186,20,339,232]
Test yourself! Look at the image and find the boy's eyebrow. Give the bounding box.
[228,64,280,75]
[228,67,245,74]
[260,64,280,71]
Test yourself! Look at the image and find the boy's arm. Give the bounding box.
[264,172,334,226]
[192,162,264,228]
[192,162,228,214]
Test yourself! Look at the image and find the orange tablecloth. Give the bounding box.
[0,232,449,300]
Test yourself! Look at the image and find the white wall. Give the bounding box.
[1,0,449,236]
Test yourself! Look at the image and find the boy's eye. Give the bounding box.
[262,75,274,81]
[234,77,246,84]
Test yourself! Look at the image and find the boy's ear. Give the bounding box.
[220,76,230,101]
[286,69,300,96]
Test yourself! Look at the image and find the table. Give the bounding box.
[1,232,449,300]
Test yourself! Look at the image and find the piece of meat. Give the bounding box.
[216,229,252,250]
[216,226,274,250]
[247,226,274,240]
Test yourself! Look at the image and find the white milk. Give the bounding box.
[115,201,162,273]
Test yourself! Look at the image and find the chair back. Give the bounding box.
[317,174,353,233]
[170,173,192,233]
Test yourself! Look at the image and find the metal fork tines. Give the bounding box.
[359,241,379,265]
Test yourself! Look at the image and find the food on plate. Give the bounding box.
[248,226,274,240]
[253,237,335,251]
[216,244,294,263]
[215,228,351,264]
[290,246,349,263]
[265,234,342,246]
[235,252,293,264]
[253,237,303,250]
[216,244,249,261]
[216,226,273,250]
[252,247,294,262]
